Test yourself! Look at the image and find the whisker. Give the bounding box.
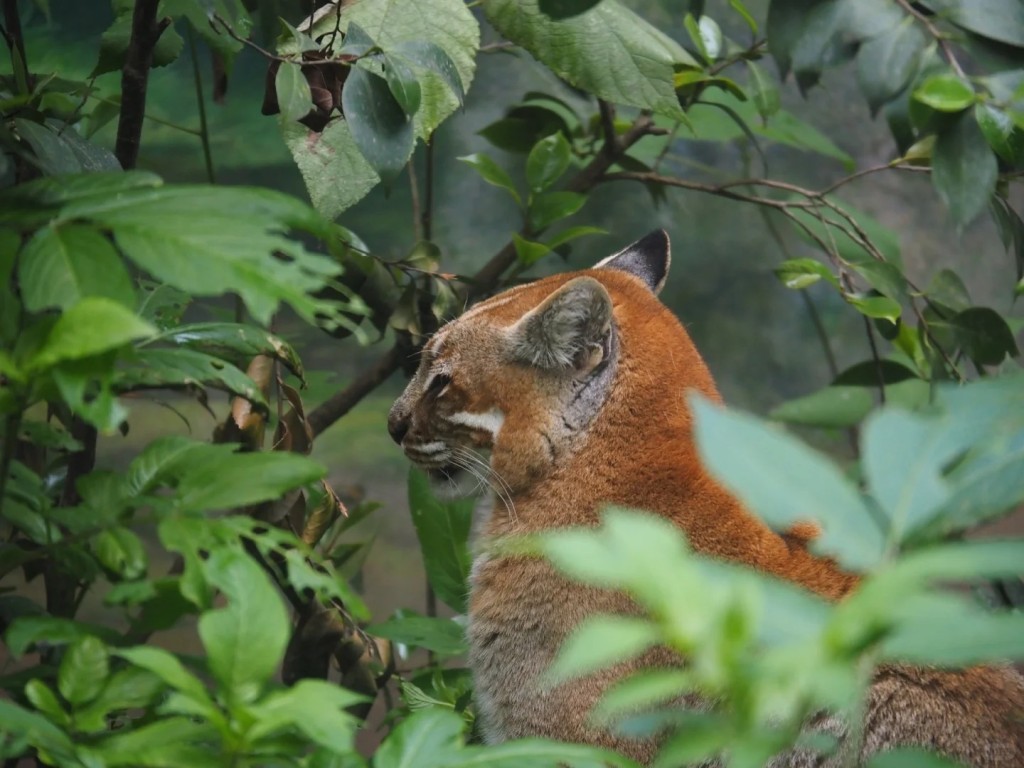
[452,445,519,526]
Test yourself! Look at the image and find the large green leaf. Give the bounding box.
[920,0,1024,48]
[93,4,184,77]
[0,700,81,766]
[547,616,658,683]
[246,679,363,753]
[932,109,999,229]
[57,635,109,707]
[483,0,691,119]
[374,707,465,768]
[407,468,474,613]
[18,224,135,311]
[367,615,467,655]
[341,65,415,184]
[690,395,885,571]
[27,297,156,372]
[197,549,290,702]
[283,120,380,221]
[146,322,304,381]
[769,385,873,429]
[114,348,268,409]
[173,451,326,512]
[856,19,925,114]
[93,716,221,767]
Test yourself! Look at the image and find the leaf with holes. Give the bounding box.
[114,348,268,410]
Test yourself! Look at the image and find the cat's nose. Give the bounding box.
[387,413,409,445]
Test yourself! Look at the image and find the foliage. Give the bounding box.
[1,0,1023,766]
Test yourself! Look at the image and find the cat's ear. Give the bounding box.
[510,277,612,373]
[594,229,671,294]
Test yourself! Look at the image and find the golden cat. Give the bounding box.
[387,231,1024,766]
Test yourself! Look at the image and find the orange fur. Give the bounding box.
[387,240,1024,766]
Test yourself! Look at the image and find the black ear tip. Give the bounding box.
[594,228,672,293]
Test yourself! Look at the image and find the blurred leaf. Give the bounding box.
[747,61,780,120]
[6,616,118,657]
[367,615,467,655]
[342,65,414,184]
[483,0,693,119]
[925,268,971,311]
[691,395,885,570]
[545,225,607,249]
[93,8,183,77]
[0,700,79,765]
[275,61,313,123]
[529,191,587,231]
[918,0,1024,48]
[391,41,466,107]
[58,635,109,707]
[548,616,658,683]
[975,104,1024,164]
[27,297,156,372]
[513,234,551,267]
[407,468,473,613]
[773,258,838,290]
[856,19,925,114]
[137,282,191,331]
[374,708,463,768]
[117,645,212,705]
[148,322,305,382]
[770,385,873,428]
[13,118,120,175]
[526,132,571,193]
[24,680,69,726]
[383,54,422,116]
[115,348,268,408]
[18,224,135,311]
[73,667,163,733]
[846,294,901,323]
[174,451,326,512]
[92,527,148,580]
[833,360,918,386]
[537,0,602,19]
[784,198,901,267]
[198,548,290,702]
[949,306,1019,365]
[247,679,363,753]
[913,74,976,112]
[92,716,220,767]
[458,153,522,206]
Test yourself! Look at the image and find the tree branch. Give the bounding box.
[115,0,169,169]
[308,344,405,437]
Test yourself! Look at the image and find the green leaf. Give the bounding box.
[18,224,135,311]
[747,61,780,120]
[833,360,918,386]
[383,54,422,116]
[856,19,925,114]
[846,294,901,323]
[0,700,80,766]
[691,395,885,570]
[919,0,1024,48]
[58,635,109,707]
[283,119,380,220]
[949,306,1020,365]
[93,716,220,767]
[513,234,551,267]
[367,615,467,655]
[482,0,692,119]
[933,109,1001,229]
[341,65,414,185]
[114,348,268,409]
[545,225,606,250]
[27,297,156,372]
[773,258,838,290]
[407,468,473,613]
[6,616,117,656]
[769,385,874,429]
[529,191,587,232]
[275,61,313,123]
[13,118,120,175]
[247,679,363,753]
[913,74,976,112]
[116,645,211,705]
[374,708,464,768]
[976,104,1024,165]
[92,527,148,580]
[174,451,326,512]
[526,132,571,193]
[329,0,476,135]
[72,667,163,733]
[197,548,290,702]
[24,680,69,726]
[146,322,304,382]
[457,153,521,206]
[547,616,658,683]
[93,8,184,77]
[537,0,602,20]
[592,668,691,725]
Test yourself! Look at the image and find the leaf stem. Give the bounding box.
[186,25,216,184]
[894,0,967,80]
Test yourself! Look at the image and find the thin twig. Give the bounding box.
[186,26,216,183]
[862,315,887,404]
[422,137,435,242]
[895,0,967,80]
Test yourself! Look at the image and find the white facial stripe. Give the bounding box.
[409,441,447,455]
[448,408,504,438]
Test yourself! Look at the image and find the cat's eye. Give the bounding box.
[426,373,452,395]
